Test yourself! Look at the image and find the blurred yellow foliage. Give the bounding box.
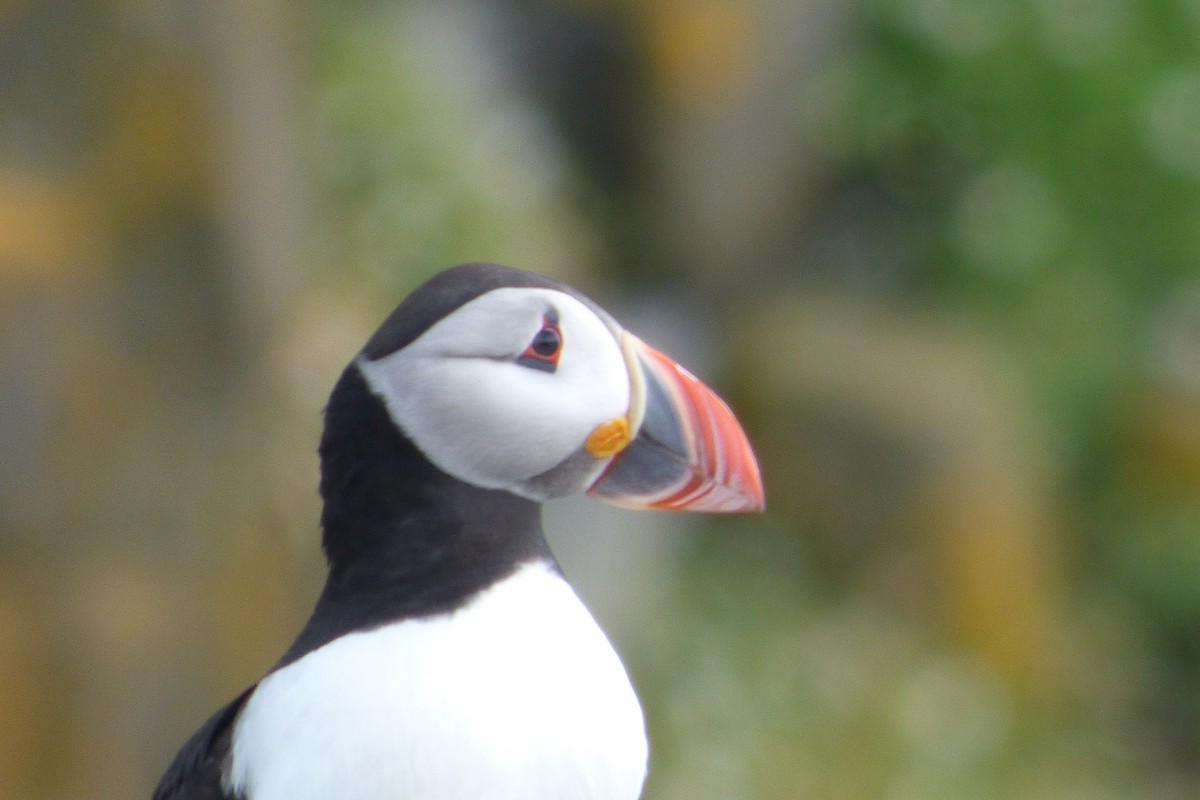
[645,0,754,104]
[0,173,101,279]
[95,65,210,230]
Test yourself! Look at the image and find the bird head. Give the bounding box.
[355,264,764,513]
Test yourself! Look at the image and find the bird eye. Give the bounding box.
[517,314,562,373]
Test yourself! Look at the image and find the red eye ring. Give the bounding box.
[518,313,562,373]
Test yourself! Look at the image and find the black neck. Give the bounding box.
[277,364,552,668]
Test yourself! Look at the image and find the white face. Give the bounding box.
[357,288,631,500]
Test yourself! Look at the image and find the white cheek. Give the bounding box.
[405,358,596,481]
[359,345,629,494]
[356,288,632,495]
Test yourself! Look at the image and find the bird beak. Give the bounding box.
[586,333,765,512]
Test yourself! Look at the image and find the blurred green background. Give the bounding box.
[2,0,1199,797]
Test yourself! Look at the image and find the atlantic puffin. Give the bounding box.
[154,263,763,800]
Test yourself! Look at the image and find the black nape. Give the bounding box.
[277,363,553,668]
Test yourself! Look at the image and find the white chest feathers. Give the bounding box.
[228,562,648,800]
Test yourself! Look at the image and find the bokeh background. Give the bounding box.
[2,0,1200,797]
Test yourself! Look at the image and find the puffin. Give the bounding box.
[153,263,763,800]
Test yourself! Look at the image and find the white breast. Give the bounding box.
[228,562,648,800]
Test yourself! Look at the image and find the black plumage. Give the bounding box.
[154,265,566,799]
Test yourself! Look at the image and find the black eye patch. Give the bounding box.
[517,311,563,373]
